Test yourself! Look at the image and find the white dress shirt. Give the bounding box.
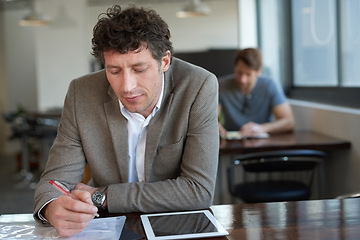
[119,74,164,183]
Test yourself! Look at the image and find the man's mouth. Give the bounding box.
[124,95,142,103]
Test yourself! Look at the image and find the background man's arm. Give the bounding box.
[240,102,295,136]
[262,102,295,134]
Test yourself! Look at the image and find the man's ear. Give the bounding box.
[161,50,171,72]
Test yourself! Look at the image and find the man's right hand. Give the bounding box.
[240,122,266,137]
[42,190,99,237]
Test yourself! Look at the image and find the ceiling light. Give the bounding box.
[176,0,211,18]
[19,0,50,27]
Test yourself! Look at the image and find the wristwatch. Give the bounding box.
[92,187,107,210]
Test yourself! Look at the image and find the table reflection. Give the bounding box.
[210,198,360,240]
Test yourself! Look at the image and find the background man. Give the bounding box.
[218,48,295,137]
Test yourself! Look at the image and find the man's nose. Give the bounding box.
[239,75,247,84]
[121,72,136,92]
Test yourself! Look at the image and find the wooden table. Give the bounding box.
[1,198,359,239]
[212,198,360,240]
[109,197,360,239]
[220,130,351,155]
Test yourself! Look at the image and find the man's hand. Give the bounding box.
[74,183,108,209]
[240,122,266,137]
[73,183,98,195]
[218,122,228,138]
[43,190,98,237]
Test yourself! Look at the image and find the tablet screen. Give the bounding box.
[141,210,228,240]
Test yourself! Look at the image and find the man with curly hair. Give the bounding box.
[34,5,219,237]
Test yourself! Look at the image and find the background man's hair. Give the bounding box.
[235,48,262,71]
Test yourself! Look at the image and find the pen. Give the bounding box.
[49,180,77,200]
[49,180,99,217]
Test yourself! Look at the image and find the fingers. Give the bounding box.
[57,195,98,218]
[74,182,89,190]
[45,195,98,237]
[74,183,93,192]
[241,122,265,136]
[54,214,93,237]
[71,189,94,204]
[73,183,97,197]
[71,186,102,218]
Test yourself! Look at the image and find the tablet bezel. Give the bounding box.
[140,210,228,240]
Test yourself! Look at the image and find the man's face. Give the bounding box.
[104,47,171,118]
[234,60,261,94]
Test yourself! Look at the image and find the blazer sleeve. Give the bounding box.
[33,80,87,220]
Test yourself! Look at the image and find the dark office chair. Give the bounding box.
[227,149,326,203]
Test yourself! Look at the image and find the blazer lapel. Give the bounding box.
[144,68,175,182]
[104,86,129,183]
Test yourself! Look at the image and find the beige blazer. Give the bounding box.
[34,57,219,218]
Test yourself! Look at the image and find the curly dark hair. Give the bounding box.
[91,5,173,64]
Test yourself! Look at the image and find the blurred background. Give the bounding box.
[0,0,359,214]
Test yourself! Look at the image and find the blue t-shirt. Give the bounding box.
[219,74,287,131]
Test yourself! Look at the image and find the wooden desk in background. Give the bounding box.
[219,130,351,155]
[105,197,360,239]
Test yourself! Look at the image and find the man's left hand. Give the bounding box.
[73,183,98,196]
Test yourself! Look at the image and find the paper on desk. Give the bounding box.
[0,214,126,240]
[225,131,269,140]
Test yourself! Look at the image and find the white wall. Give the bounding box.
[0,11,7,112]
[290,100,360,198]
[0,10,9,153]
[238,0,257,48]
[3,8,38,112]
[1,7,38,154]
[36,0,89,111]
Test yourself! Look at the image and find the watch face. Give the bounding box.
[92,191,105,206]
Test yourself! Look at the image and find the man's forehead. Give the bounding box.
[104,47,154,62]
[105,42,149,55]
[236,64,257,74]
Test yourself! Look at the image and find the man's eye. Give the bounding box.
[134,67,147,73]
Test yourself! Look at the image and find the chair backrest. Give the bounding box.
[239,149,324,172]
[227,149,326,202]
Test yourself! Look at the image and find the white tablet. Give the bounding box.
[140,210,229,240]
